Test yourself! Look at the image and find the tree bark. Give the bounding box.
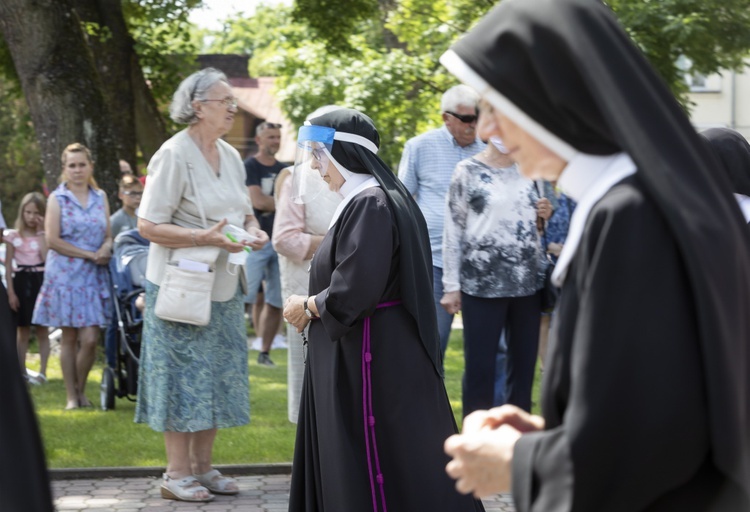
[0,0,120,198]
[131,52,168,164]
[71,0,167,167]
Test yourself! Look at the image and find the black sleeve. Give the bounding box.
[315,192,396,341]
[0,283,54,511]
[245,158,260,187]
[513,184,710,512]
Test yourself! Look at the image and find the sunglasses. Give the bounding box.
[445,111,479,124]
[123,191,143,197]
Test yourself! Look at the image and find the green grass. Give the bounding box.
[26,325,542,468]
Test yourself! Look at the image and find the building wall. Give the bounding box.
[688,69,750,139]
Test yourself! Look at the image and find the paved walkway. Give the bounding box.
[52,468,516,511]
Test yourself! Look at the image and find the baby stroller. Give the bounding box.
[101,228,149,410]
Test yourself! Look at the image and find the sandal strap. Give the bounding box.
[163,473,202,489]
[195,469,221,481]
[194,469,237,492]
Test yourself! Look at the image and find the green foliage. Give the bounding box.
[292,0,379,53]
[122,0,202,110]
[269,0,495,168]
[80,21,113,43]
[221,0,750,169]
[385,0,491,57]
[205,4,308,77]
[200,1,497,169]
[276,41,446,168]
[609,0,750,102]
[0,31,19,83]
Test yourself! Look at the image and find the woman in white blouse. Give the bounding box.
[135,68,268,503]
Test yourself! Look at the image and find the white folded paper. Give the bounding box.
[178,258,210,272]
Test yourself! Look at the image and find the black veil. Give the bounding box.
[442,0,750,500]
[308,108,443,375]
[700,127,750,196]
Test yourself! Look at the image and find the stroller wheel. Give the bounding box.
[101,367,116,411]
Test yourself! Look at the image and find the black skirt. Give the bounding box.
[11,270,44,327]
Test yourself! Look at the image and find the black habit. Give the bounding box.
[288,110,483,512]
[0,281,54,511]
[441,0,750,510]
[700,127,750,197]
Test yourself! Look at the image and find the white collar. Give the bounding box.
[328,176,380,228]
[735,194,750,222]
[552,152,637,286]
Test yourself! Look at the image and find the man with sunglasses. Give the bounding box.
[398,85,485,369]
[244,121,288,366]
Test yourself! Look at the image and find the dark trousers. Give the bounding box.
[105,315,117,368]
[461,291,542,416]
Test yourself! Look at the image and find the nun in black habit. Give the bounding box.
[0,262,53,510]
[700,127,750,224]
[283,108,484,512]
[439,0,750,511]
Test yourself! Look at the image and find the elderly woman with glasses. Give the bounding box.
[135,67,268,503]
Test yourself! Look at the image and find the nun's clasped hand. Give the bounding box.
[444,405,545,498]
[284,294,311,333]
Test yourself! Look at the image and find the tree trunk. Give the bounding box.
[132,53,168,164]
[71,0,138,171]
[71,0,167,168]
[0,0,120,200]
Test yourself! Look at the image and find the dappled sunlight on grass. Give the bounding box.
[29,325,542,468]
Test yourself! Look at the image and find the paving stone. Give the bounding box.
[51,473,515,511]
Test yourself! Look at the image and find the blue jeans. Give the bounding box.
[432,266,454,369]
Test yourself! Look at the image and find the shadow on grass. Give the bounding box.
[30,326,542,468]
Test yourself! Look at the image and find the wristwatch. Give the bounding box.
[304,297,316,319]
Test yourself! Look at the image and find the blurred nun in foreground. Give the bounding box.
[440,0,750,510]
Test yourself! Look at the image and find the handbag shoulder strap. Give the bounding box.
[186,162,209,229]
[166,162,214,264]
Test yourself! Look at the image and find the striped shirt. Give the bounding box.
[398,126,485,267]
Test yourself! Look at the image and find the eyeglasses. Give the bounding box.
[445,111,479,124]
[311,148,327,162]
[201,97,238,108]
[123,191,143,197]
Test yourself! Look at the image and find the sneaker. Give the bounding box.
[257,352,275,367]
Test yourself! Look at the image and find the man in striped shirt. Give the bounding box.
[398,85,486,369]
